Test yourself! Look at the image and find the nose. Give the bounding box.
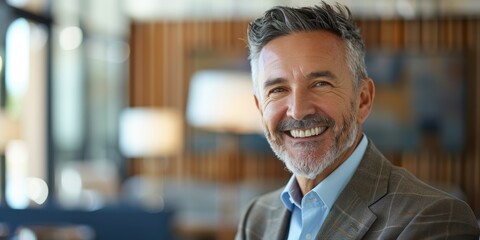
[286,90,316,120]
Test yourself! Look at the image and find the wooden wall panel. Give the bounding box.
[130,18,480,216]
[129,20,287,184]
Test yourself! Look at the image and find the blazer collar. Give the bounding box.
[317,141,391,239]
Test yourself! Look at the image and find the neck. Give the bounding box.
[296,132,363,195]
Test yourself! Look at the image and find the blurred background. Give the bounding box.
[0,0,479,239]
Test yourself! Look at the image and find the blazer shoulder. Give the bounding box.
[367,158,480,238]
[360,141,462,202]
[389,165,458,198]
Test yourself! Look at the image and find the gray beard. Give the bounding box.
[265,113,358,180]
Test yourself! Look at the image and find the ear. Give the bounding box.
[357,78,375,124]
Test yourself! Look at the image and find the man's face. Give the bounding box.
[254,31,369,179]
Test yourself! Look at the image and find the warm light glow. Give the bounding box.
[186,70,262,134]
[59,26,83,50]
[0,56,3,74]
[119,108,183,158]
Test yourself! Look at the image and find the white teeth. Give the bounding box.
[290,127,325,138]
[308,129,313,137]
[299,131,305,137]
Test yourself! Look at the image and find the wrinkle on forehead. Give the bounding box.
[260,31,345,63]
[257,31,348,85]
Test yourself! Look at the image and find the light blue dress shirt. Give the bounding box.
[280,135,368,240]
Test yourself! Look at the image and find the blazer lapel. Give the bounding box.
[254,188,291,240]
[317,142,391,239]
[267,206,291,240]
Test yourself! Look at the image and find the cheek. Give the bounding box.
[315,100,355,130]
[261,102,285,132]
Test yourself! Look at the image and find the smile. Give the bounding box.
[290,126,327,138]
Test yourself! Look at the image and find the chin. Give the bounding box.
[281,148,338,179]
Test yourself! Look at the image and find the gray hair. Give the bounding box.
[247,2,367,96]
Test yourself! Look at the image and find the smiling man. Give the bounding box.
[236,2,479,240]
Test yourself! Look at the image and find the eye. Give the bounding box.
[313,81,331,87]
[267,87,286,96]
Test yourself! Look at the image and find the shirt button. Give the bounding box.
[306,233,312,239]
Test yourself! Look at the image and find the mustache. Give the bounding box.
[277,114,335,132]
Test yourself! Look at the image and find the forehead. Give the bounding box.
[258,31,347,77]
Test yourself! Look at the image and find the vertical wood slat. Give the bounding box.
[149,23,156,106]
[129,19,480,216]
[421,19,439,51]
[473,19,480,215]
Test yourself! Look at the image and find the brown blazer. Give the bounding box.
[235,142,480,239]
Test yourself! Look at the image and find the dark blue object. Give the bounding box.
[0,206,174,239]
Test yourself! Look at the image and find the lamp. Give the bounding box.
[118,108,183,210]
[119,108,183,158]
[185,69,265,181]
[185,70,264,229]
[186,70,262,134]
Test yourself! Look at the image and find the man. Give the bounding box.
[236,2,480,239]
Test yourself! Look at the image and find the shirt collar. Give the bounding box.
[281,134,368,211]
[281,174,301,211]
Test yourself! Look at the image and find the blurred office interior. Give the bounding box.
[0,0,479,239]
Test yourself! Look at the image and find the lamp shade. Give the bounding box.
[186,70,262,134]
[119,108,183,158]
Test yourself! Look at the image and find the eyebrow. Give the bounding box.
[263,71,337,90]
[305,71,337,81]
[263,77,286,90]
